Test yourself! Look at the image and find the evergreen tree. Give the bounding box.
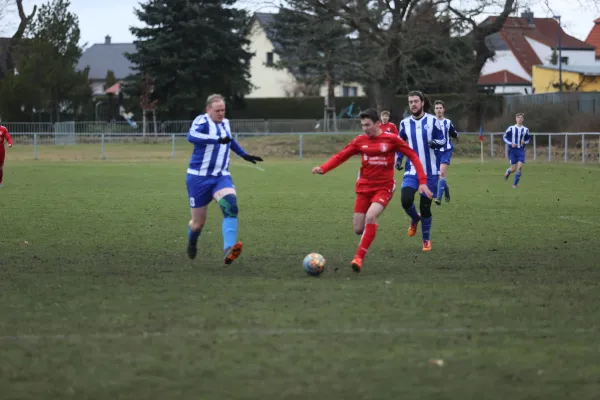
[127,0,253,119]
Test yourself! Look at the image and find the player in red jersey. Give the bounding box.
[312,108,432,272]
[0,119,13,188]
[378,110,398,135]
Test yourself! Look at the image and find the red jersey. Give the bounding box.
[320,133,427,192]
[379,122,398,135]
[0,126,12,148]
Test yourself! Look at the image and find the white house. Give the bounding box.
[479,10,596,94]
[246,13,365,98]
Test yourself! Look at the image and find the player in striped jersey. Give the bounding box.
[396,91,446,251]
[186,94,263,263]
[503,113,530,188]
[433,100,459,205]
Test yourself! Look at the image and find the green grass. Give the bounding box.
[1,146,600,399]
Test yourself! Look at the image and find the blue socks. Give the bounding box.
[188,226,201,245]
[421,217,432,241]
[222,217,238,250]
[514,172,521,186]
[505,168,512,177]
[437,178,446,199]
[405,204,420,222]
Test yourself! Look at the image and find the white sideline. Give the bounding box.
[560,216,598,225]
[0,327,597,342]
[231,162,265,172]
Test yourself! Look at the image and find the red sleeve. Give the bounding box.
[391,124,399,136]
[320,138,360,174]
[3,128,12,145]
[392,136,427,184]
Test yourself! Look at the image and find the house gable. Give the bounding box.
[584,18,600,60]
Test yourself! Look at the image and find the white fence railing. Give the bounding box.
[5,130,600,163]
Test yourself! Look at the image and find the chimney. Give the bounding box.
[105,35,111,45]
[521,9,534,26]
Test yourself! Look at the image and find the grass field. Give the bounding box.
[1,142,600,399]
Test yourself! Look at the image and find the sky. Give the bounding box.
[3,0,598,48]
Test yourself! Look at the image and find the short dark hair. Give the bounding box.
[359,108,379,123]
[434,100,445,107]
[408,90,432,113]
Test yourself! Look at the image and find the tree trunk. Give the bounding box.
[1,1,37,78]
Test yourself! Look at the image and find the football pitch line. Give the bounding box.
[1,326,597,342]
[560,216,598,225]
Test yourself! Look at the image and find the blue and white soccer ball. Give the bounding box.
[303,253,326,276]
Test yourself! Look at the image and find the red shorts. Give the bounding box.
[354,186,395,214]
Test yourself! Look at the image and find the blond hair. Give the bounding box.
[206,94,225,108]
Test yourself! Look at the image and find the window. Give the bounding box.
[266,52,274,66]
[342,86,357,97]
[560,56,569,65]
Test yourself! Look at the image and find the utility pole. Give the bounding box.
[554,15,563,92]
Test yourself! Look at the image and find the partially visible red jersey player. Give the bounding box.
[312,108,432,272]
[0,118,13,188]
[378,110,398,135]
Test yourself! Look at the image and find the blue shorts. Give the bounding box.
[509,148,525,165]
[436,150,453,165]
[401,174,439,198]
[186,174,234,208]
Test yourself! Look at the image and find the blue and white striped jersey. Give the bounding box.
[397,113,446,177]
[187,114,248,177]
[435,118,458,152]
[503,125,530,148]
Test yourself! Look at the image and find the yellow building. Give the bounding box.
[532,65,600,93]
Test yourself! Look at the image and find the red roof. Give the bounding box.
[486,16,594,75]
[105,82,120,94]
[585,18,600,59]
[478,70,531,85]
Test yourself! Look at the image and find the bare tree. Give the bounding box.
[293,0,471,121]
[0,0,36,79]
[445,0,517,130]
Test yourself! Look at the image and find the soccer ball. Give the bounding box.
[303,253,326,276]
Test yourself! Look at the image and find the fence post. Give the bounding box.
[490,134,494,157]
[33,134,37,160]
[171,134,175,159]
[582,134,585,163]
[533,134,536,161]
[299,134,303,160]
[101,134,105,160]
[548,134,551,161]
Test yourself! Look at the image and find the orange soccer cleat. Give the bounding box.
[408,214,421,237]
[224,242,243,265]
[351,257,363,273]
[422,240,432,251]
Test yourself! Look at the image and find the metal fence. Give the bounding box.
[3,120,600,163]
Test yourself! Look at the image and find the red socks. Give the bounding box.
[0,168,3,184]
[356,223,378,259]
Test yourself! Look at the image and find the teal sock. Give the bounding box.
[222,217,238,250]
